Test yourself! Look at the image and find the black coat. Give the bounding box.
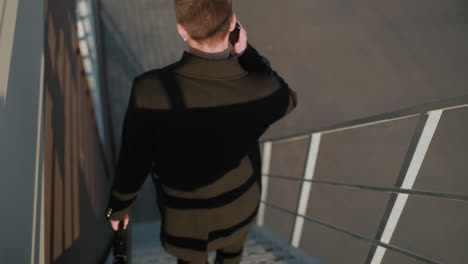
[105,43,297,261]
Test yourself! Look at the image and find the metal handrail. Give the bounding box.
[261,201,445,264]
[267,174,468,203]
[255,94,468,264]
[260,93,468,144]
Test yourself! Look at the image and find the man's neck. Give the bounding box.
[187,38,231,60]
[188,47,230,60]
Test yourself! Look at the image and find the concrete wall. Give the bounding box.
[0,0,44,263]
[238,1,468,263]
[43,0,114,263]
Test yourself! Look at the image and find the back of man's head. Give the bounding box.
[174,0,233,42]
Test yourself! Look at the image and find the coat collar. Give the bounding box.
[172,51,247,80]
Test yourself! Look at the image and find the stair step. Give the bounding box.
[106,221,322,264]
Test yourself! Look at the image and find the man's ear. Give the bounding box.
[229,13,237,32]
[176,23,188,41]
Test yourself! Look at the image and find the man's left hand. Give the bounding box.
[230,21,247,56]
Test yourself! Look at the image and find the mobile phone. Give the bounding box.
[229,21,241,46]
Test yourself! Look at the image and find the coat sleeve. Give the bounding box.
[105,78,154,221]
[237,43,298,118]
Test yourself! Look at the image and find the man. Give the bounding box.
[105,0,298,263]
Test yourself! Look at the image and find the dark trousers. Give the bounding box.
[177,232,247,264]
[151,171,248,264]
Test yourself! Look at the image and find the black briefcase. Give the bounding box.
[113,221,128,264]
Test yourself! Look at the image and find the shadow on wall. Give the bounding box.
[98,2,147,157]
[44,0,114,263]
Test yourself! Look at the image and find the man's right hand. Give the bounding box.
[231,22,247,56]
[109,214,129,231]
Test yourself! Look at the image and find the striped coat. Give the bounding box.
[105,43,297,262]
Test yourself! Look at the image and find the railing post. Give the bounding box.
[368,110,443,264]
[257,142,272,227]
[290,133,322,248]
